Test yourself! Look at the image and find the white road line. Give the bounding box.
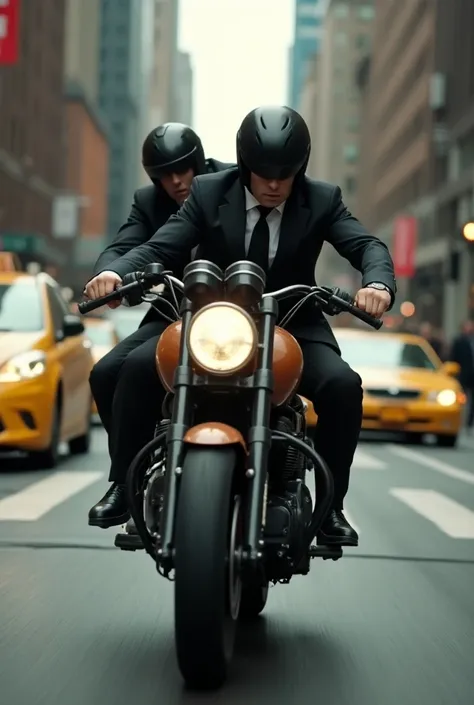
[0,471,104,521]
[352,447,387,470]
[388,445,474,485]
[390,488,474,539]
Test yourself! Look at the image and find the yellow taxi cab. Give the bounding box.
[0,270,94,468]
[333,328,465,447]
[84,317,119,415]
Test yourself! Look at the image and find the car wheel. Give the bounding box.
[30,401,61,469]
[69,403,92,455]
[405,432,424,445]
[436,434,458,448]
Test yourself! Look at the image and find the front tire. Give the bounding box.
[174,446,240,690]
[436,433,458,448]
[239,582,269,619]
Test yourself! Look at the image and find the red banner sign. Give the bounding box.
[0,0,20,65]
[393,215,417,278]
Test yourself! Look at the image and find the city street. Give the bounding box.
[1,429,474,705]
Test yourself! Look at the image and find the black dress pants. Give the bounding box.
[297,340,363,509]
[89,320,168,482]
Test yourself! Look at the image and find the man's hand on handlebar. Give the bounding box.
[354,287,390,319]
[83,271,123,310]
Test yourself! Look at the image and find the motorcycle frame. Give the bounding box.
[158,295,279,572]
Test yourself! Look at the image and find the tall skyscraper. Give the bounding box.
[288,0,328,110]
[98,0,154,239]
[175,51,194,127]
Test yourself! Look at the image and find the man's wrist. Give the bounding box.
[366,282,391,294]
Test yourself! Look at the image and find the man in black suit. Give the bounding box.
[85,106,396,545]
[86,123,233,494]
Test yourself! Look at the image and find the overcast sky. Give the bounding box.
[179,0,294,162]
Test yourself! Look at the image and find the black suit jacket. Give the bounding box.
[106,169,397,348]
[93,158,233,327]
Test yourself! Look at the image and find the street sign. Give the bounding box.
[0,0,20,65]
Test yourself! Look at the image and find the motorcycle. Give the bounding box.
[79,260,382,690]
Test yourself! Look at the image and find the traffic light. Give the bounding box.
[462,222,474,242]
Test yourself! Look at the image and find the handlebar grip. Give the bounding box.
[331,288,383,330]
[78,289,122,315]
[349,305,383,330]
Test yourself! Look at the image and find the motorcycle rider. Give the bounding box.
[85,105,396,546]
[86,123,233,525]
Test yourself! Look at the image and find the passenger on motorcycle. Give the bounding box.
[84,106,396,545]
[85,123,233,508]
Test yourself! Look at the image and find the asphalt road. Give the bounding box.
[1,428,474,705]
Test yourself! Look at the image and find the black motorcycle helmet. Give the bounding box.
[236,106,311,187]
[142,123,206,183]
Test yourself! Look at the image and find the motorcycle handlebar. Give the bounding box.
[78,268,383,329]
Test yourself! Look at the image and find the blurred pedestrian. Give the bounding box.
[450,321,474,431]
[420,321,445,359]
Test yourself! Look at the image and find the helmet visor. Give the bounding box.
[143,150,197,180]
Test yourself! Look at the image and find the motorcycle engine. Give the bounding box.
[264,398,314,580]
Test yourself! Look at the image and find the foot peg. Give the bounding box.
[309,545,343,561]
[114,532,144,551]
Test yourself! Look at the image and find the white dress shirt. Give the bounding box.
[244,188,286,268]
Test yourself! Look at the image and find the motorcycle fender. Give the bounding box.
[184,422,247,453]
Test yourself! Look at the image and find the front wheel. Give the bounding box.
[436,433,458,448]
[174,446,241,690]
[239,582,269,619]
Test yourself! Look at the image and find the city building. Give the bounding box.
[62,0,109,290]
[288,0,328,111]
[301,0,375,289]
[356,0,474,333]
[146,0,180,132]
[98,0,154,239]
[175,51,194,127]
[0,1,67,271]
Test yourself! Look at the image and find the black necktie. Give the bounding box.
[247,206,273,272]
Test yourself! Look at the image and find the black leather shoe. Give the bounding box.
[88,484,130,528]
[317,509,359,547]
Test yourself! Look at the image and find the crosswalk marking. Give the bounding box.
[390,488,474,539]
[352,447,387,470]
[0,471,104,521]
[388,445,474,485]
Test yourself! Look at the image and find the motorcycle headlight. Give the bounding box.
[427,389,457,406]
[187,303,258,375]
[0,350,47,383]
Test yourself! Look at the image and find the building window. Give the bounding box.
[334,4,349,18]
[297,3,323,18]
[343,144,359,163]
[335,32,347,46]
[347,116,360,132]
[344,176,357,194]
[297,25,321,40]
[357,5,375,20]
[355,34,371,50]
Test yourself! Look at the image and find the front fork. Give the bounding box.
[157,297,278,573]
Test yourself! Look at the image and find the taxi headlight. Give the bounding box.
[187,303,257,375]
[0,350,47,383]
[427,389,457,407]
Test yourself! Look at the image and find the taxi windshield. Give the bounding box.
[337,337,437,370]
[0,281,43,332]
[85,324,115,347]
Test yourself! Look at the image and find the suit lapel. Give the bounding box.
[218,179,247,261]
[270,190,310,275]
